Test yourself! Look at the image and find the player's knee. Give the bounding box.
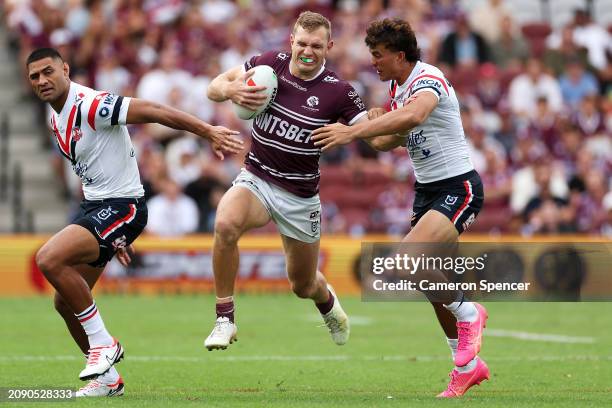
[53,293,71,316]
[291,280,316,299]
[214,218,243,245]
[36,247,60,277]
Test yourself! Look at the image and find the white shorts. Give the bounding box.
[232,169,321,243]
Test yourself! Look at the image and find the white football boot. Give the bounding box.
[204,317,238,350]
[79,338,124,381]
[76,377,124,397]
[322,285,350,345]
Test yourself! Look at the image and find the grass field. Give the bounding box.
[1,295,611,407]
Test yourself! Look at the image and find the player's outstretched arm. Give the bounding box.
[312,92,438,151]
[207,66,268,111]
[126,98,243,160]
[363,108,405,152]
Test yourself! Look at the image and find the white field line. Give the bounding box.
[1,355,610,363]
[306,315,597,344]
[486,329,596,344]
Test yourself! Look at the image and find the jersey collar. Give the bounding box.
[58,81,78,117]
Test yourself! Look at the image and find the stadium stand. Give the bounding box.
[1,0,610,237]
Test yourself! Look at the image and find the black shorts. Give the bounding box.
[71,197,148,267]
[411,170,484,234]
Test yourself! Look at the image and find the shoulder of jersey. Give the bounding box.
[318,68,342,86]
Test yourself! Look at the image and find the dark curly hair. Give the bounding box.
[365,18,421,62]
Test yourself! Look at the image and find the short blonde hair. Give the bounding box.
[293,11,331,39]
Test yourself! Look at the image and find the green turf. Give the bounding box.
[0,296,611,407]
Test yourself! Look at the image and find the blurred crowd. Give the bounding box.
[4,0,612,237]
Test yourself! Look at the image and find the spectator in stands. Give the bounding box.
[95,52,131,95]
[490,15,529,71]
[468,0,512,45]
[571,94,608,137]
[572,169,609,233]
[544,26,591,77]
[480,148,512,205]
[508,57,563,119]
[438,14,490,69]
[164,137,206,188]
[475,62,504,111]
[522,160,575,234]
[146,178,200,237]
[528,96,561,152]
[568,8,612,71]
[8,0,612,237]
[558,57,599,109]
[511,152,568,215]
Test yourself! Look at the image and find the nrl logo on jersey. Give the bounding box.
[323,75,338,83]
[277,53,289,60]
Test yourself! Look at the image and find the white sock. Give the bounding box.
[98,366,120,385]
[456,357,478,373]
[444,300,478,322]
[446,337,458,360]
[75,302,113,347]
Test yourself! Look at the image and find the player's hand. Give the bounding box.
[368,107,387,120]
[228,69,268,111]
[311,123,355,152]
[206,126,243,160]
[116,245,134,267]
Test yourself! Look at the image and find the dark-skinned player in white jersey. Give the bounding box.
[27,47,243,397]
[312,19,489,398]
[204,11,372,350]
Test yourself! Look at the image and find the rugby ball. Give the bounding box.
[232,65,278,120]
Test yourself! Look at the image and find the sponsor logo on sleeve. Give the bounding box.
[323,75,338,83]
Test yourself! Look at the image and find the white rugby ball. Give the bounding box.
[232,65,278,120]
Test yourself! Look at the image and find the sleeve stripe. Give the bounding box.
[412,86,441,96]
[407,74,449,95]
[110,96,124,126]
[87,92,108,130]
[348,110,368,126]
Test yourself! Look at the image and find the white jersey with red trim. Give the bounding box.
[390,61,473,183]
[49,82,144,200]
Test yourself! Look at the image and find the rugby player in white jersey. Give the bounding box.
[26,48,243,397]
[312,19,489,398]
[204,12,369,350]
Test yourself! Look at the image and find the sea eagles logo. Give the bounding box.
[306,96,319,107]
[323,75,338,83]
[277,53,289,60]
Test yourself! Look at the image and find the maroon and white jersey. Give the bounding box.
[49,82,144,200]
[244,51,367,197]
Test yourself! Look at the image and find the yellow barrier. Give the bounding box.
[0,234,609,296]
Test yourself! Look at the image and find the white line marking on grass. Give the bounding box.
[487,329,596,344]
[304,315,373,326]
[2,355,611,363]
